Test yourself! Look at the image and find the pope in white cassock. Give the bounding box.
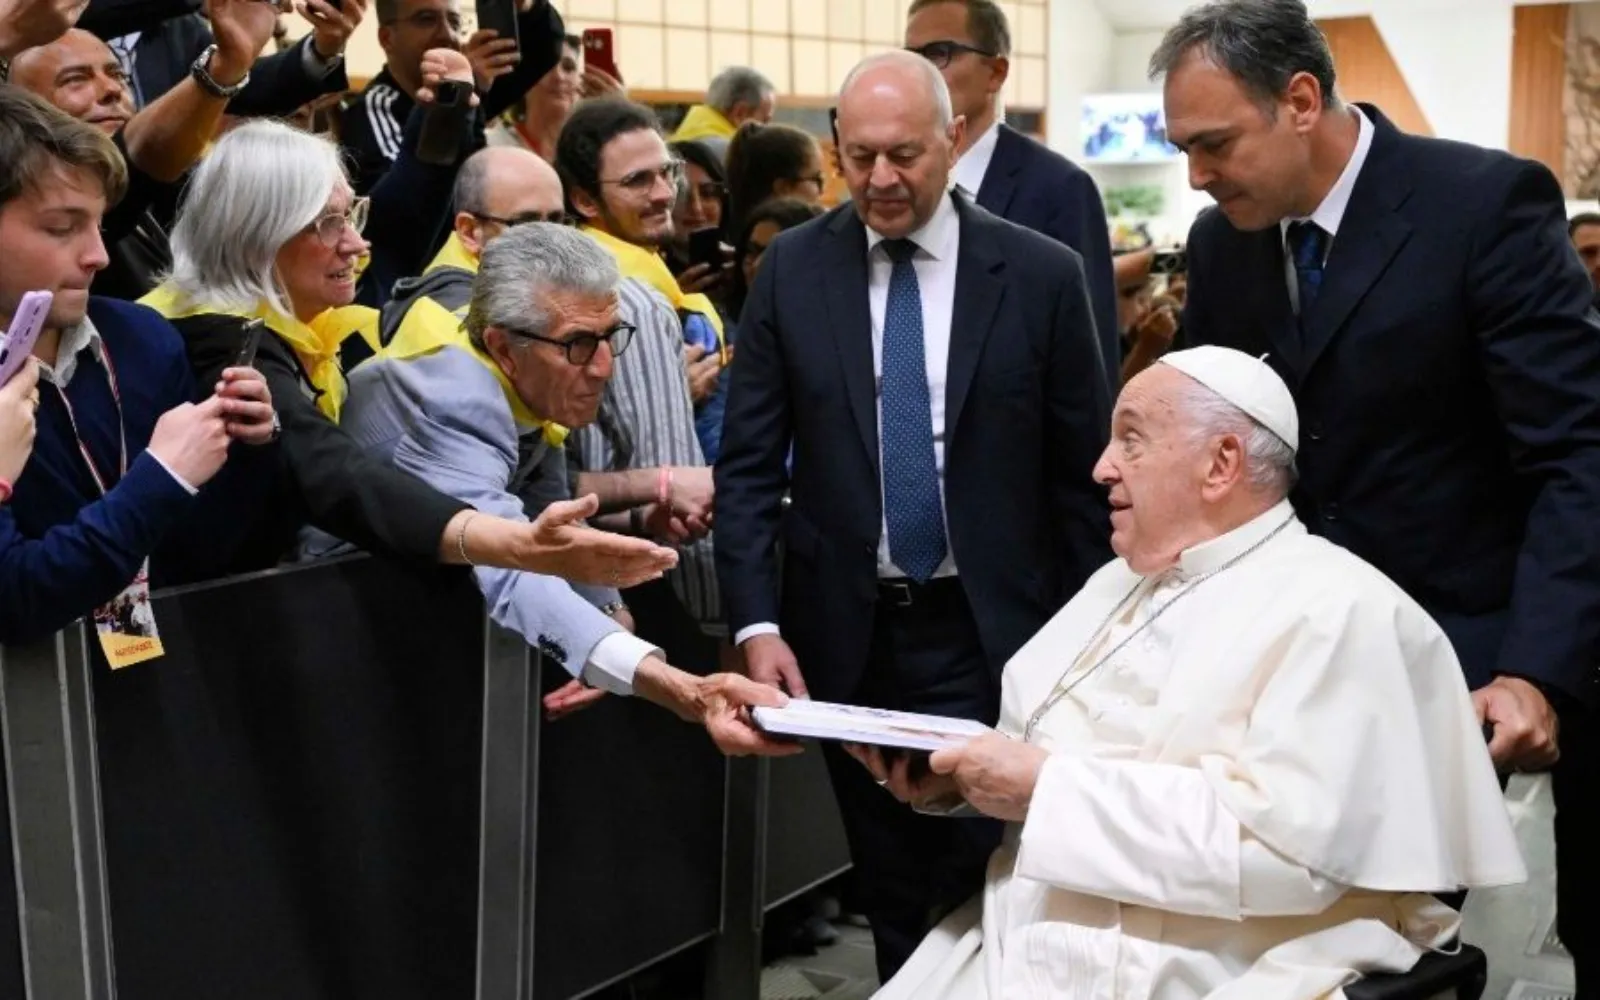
[851,346,1526,999]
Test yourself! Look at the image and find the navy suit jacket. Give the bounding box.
[976,124,1119,389]
[715,194,1113,705]
[1183,105,1600,708]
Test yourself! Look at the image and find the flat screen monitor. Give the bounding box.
[1082,93,1178,164]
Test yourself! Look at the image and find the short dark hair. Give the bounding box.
[906,0,1011,58]
[555,98,662,220]
[1570,212,1600,238]
[0,84,127,211]
[727,196,823,317]
[725,121,819,236]
[1148,0,1338,113]
[374,0,400,23]
[670,137,728,234]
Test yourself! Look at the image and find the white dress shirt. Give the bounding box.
[39,319,196,495]
[734,192,964,647]
[1281,105,1374,312]
[951,119,1002,200]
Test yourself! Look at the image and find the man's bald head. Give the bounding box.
[451,145,566,257]
[834,50,963,239]
[10,29,136,135]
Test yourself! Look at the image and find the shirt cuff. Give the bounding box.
[734,622,780,646]
[581,631,661,697]
[147,452,199,495]
[300,35,342,77]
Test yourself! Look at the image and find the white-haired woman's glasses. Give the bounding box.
[307,196,371,248]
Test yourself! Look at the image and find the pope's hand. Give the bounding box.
[1474,675,1560,771]
[929,732,1049,823]
[846,743,960,810]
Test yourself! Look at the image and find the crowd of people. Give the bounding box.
[0,0,1597,996]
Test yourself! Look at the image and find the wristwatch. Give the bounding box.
[190,44,250,99]
[599,601,628,618]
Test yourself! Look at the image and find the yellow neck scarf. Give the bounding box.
[669,104,737,144]
[580,225,727,362]
[426,231,480,278]
[382,294,568,446]
[141,283,376,423]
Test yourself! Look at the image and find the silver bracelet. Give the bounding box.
[457,512,479,566]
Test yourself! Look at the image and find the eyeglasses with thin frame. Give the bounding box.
[600,159,684,195]
[906,39,996,69]
[307,196,370,248]
[500,321,636,366]
[472,209,569,228]
[384,8,463,32]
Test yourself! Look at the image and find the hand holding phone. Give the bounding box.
[582,28,620,82]
[0,291,53,389]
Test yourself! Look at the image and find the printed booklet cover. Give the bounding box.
[750,700,990,752]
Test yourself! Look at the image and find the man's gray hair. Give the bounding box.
[166,120,344,318]
[1178,378,1298,497]
[839,50,953,130]
[1147,0,1339,114]
[706,66,775,113]
[452,147,495,216]
[465,223,621,352]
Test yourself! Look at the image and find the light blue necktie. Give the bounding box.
[879,238,948,582]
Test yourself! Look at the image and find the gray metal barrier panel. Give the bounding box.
[3,556,852,1000]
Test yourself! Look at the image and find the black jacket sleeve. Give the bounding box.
[181,314,468,563]
[479,0,565,121]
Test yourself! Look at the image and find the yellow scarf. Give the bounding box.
[140,283,377,422]
[580,225,727,363]
[426,231,480,278]
[669,104,736,144]
[382,293,568,446]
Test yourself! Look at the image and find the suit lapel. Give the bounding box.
[945,195,1005,439]
[1300,106,1415,374]
[822,209,881,478]
[974,125,1022,217]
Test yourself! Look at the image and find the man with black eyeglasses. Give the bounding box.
[341,223,761,730]
[556,97,727,648]
[905,0,1119,390]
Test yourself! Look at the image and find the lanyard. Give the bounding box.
[50,341,128,497]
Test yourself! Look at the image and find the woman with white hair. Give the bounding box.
[141,120,676,585]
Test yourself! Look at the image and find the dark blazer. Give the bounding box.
[715,194,1113,704]
[1182,104,1600,707]
[976,124,1119,389]
[175,314,467,574]
[127,21,348,117]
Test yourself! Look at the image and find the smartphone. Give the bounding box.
[474,0,519,53]
[688,228,725,270]
[0,290,52,388]
[1151,247,1187,276]
[232,319,264,369]
[582,28,619,81]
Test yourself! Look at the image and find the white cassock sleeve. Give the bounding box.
[1013,755,1346,920]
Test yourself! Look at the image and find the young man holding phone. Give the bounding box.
[0,85,276,643]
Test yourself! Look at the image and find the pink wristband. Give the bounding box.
[0,479,11,504]
[657,466,673,506]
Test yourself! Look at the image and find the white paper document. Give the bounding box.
[750,700,991,752]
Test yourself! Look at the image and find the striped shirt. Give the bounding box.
[568,278,723,631]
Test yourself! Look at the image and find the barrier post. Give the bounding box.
[0,624,115,1000]
[703,756,767,1000]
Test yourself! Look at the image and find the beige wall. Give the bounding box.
[321,0,1049,106]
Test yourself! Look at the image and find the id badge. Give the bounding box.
[93,559,165,669]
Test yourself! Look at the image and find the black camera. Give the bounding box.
[1151,247,1187,276]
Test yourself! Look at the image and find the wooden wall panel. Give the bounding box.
[1315,16,1433,137]
[1510,3,1570,179]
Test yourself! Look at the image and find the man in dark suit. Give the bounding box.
[905,0,1119,389]
[715,51,1112,979]
[1154,1,1600,988]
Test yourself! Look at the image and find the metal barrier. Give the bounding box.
[2,556,851,1000]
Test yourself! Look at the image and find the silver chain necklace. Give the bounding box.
[1022,514,1295,742]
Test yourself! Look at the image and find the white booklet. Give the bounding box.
[750,700,991,752]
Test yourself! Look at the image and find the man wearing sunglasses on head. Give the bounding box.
[905,0,1119,391]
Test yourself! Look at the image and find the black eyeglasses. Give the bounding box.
[472,209,568,227]
[501,321,636,365]
[906,40,997,68]
[383,8,463,32]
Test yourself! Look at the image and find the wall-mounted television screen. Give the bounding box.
[1082,93,1179,163]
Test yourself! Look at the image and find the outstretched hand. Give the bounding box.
[520,494,678,587]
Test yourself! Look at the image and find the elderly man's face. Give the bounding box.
[10,30,136,134]
[492,290,619,428]
[1092,364,1224,574]
[836,64,962,239]
[458,151,566,256]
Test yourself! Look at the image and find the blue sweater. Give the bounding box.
[0,298,204,643]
